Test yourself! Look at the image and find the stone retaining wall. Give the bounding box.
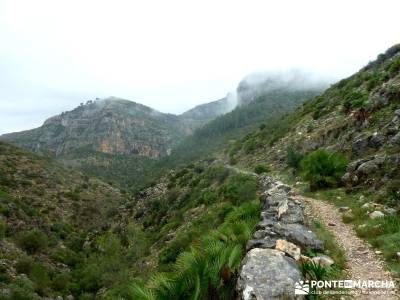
[236,176,324,300]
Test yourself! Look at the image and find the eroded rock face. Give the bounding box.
[237,249,303,300]
[1,98,186,158]
[237,176,322,300]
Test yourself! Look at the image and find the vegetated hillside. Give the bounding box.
[108,160,261,299]
[179,96,235,131]
[57,150,159,192]
[0,141,130,299]
[0,97,238,193]
[167,80,324,166]
[230,44,400,273]
[0,142,261,299]
[53,97,236,192]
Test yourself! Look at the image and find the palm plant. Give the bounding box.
[129,202,260,300]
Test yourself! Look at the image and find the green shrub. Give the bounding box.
[52,248,81,267]
[17,230,48,254]
[15,257,34,274]
[300,150,348,190]
[132,202,259,300]
[204,166,230,184]
[0,217,6,239]
[285,146,304,171]
[8,277,40,300]
[343,91,369,111]
[254,164,269,174]
[388,58,400,76]
[29,263,51,296]
[243,138,258,154]
[222,175,258,205]
[52,272,71,292]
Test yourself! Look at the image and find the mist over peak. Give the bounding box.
[235,70,330,106]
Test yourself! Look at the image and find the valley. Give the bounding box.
[0,44,399,300]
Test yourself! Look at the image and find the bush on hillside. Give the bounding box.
[254,164,270,174]
[222,175,258,205]
[300,150,348,190]
[285,145,305,171]
[0,217,6,240]
[17,230,48,254]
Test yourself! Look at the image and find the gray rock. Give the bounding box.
[356,160,379,176]
[385,208,397,215]
[352,138,369,156]
[262,192,288,210]
[312,255,334,267]
[373,155,386,165]
[246,237,277,251]
[253,230,269,239]
[338,206,351,212]
[341,172,351,183]
[369,132,386,148]
[369,211,385,219]
[389,154,400,166]
[256,220,276,230]
[361,202,377,209]
[390,132,400,145]
[279,202,305,224]
[347,159,369,172]
[370,92,390,108]
[273,223,323,251]
[237,248,303,300]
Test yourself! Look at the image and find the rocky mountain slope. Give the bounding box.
[229,44,400,277]
[168,83,323,166]
[232,44,400,196]
[0,96,235,159]
[1,98,186,158]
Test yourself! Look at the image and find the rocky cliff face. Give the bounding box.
[1,98,187,158]
[0,97,237,158]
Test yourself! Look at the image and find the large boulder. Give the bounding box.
[273,223,324,251]
[390,132,400,145]
[369,211,385,219]
[356,160,379,176]
[237,248,303,300]
[369,132,386,148]
[352,137,369,156]
[347,158,369,173]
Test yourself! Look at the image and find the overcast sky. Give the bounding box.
[0,0,399,134]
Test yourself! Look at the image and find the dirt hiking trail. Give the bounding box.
[296,195,399,299]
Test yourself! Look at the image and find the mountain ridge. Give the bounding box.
[0,96,234,158]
